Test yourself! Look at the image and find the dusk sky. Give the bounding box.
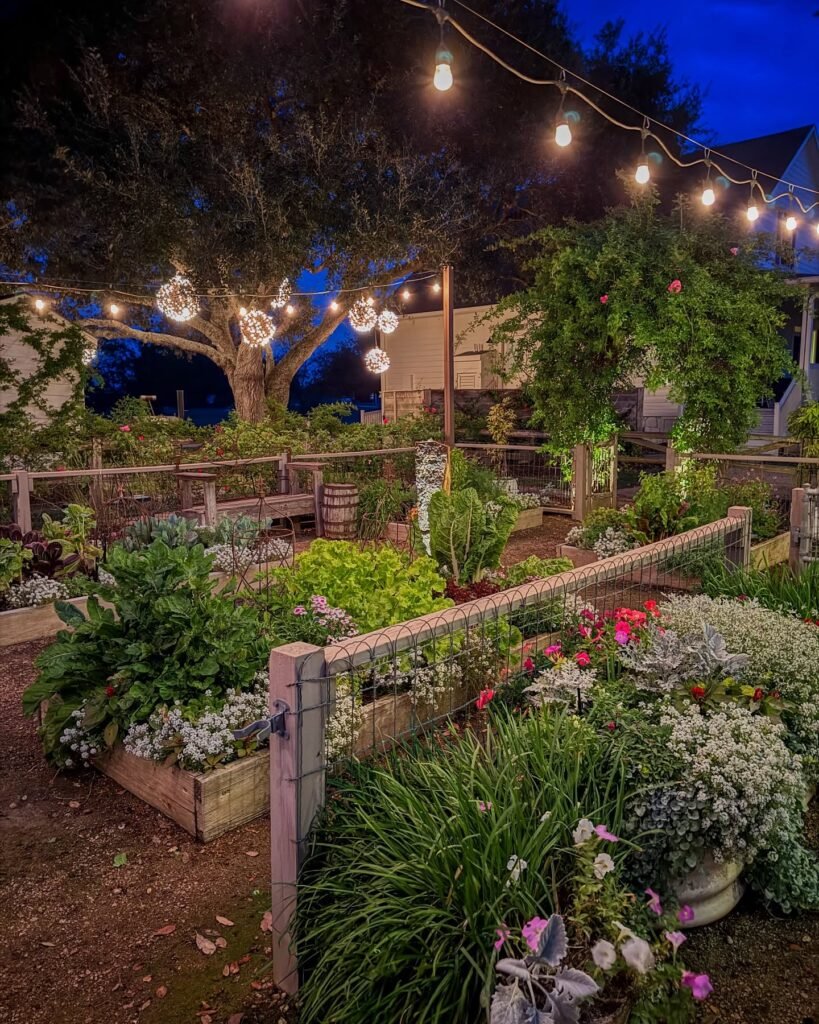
[571,0,819,143]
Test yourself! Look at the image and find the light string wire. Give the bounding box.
[404,0,819,214]
[0,270,441,302]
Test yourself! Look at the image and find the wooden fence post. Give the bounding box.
[11,471,32,533]
[268,641,328,996]
[726,505,752,568]
[313,468,324,538]
[571,444,587,522]
[790,487,805,573]
[665,445,679,472]
[278,453,290,495]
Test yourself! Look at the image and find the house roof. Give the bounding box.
[712,125,815,183]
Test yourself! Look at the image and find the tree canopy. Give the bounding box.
[484,190,799,452]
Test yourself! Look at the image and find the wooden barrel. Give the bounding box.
[322,483,359,540]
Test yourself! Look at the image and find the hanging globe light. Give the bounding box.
[239,307,276,348]
[377,309,399,334]
[348,297,378,333]
[270,277,292,310]
[365,347,390,374]
[156,274,199,322]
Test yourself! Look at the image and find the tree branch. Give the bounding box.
[82,318,233,370]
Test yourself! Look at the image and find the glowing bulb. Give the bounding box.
[34,298,45,311]
[330,300,339,312]
[285,303,295,315]
[785,215,797,231]
[635,162,650,185]
[433,47,453,91]
[402,289,411,301]
[701,187,715,207]
[432,281,441,294]
[815,222,819,237]
[366,296,375,306]
[109,303,120,316]
[554,119,572,147]
[746,204,759,222]
[239,306,247,316]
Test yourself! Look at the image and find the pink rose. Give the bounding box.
[667,279,682,294]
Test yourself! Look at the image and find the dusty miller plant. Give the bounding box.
[619,622,749,692]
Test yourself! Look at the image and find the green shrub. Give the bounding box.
[702,560,819,621]
[448,448,505,501]
[428,488,518,583]
[0,538,27,592]
[502,555,573,586]
[789,401,819,457]
[297,708,629,1024]
[259,539,450,636]
[355,479,414,535]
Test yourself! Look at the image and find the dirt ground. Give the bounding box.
[3,515,817,1024]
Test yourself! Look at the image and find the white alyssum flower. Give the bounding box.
[505,854,528,887]
[6,574,69,608]
[591,939,617,971]
[324,677,365,763]
[593,852,615,879]
[592,526,637,560]
[572,818,595,846]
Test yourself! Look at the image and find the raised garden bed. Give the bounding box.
[510,507,545,533]
[749,530,790,568]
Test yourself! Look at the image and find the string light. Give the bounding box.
[747,202,759,222]
[635,122,650,184]
[785,214,798,232]
[701,159,715,207]
[156,274,198,322]
[402,288,411,301]
[366,296,375,306]
[365,347,390,373]
[432,281,441,294]
[815,222,819,237]
[377,309,399,334]
[432,6,454,90]
[109,303,120,316]
[238,307,276,348]
[348,297,378,332]
[554,72,572,147]
[34,298,46,312]
[270,277,292,310]
[330,300,340,311]
[285,303,296,316]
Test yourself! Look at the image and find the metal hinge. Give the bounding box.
[232,698,290,742]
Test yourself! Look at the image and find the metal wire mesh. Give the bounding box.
[455,444,572,510]
[801,488,819,565]
[283,510,752,853]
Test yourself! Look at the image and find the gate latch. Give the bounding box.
[232,698,290,743]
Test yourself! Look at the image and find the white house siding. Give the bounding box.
[0,308,78,424]
[381,305,520,392]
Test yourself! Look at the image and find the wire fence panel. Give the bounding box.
[801,488,819,565]
[455,443,572,511]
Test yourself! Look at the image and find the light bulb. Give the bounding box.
[239,306,247,316]
[330,300,339,312]
[635,162,650,185]
[701,187,715,207]
[785,215,797,231]
[402,288,411,301]
[34,299,45,311]
[432,281,441,294]
[109,303,120,316]
[815,222,819,237]
[285,303,296,315]
[366,296,375,306]
[433,62,453,91]
[554,119,572,147]
[746,204,759,222]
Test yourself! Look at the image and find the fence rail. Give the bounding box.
[263,507,752,994]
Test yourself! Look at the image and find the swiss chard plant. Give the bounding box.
[428,487,518,584]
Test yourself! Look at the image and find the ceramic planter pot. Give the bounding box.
[672,852,744,928]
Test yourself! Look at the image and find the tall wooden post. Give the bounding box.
[790,487,805,573]
[442,264,455,448]
[12,471,32,533]
[176,390,185,419]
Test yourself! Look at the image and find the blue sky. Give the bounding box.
[570,0,819,142]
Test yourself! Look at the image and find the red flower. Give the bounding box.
[476,688,495,710]
[575,651,591,667]
[667,279,682,294]
[137,435,145,441]
[643,599,660,617]
[770,690,782,700]
[690,685,706,701]
[56,465,66,472]
[119,424,131,433]
[605,720,617,732]
[383,417,389,425]
[523,658,535,672]
[752,688,764,702]
[105,686,116,698]
[737,594,748,602]
[600,294,609,304]
[216,447,224,456]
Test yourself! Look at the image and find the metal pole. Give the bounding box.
[442,264,455,447]
[176,389,185,419]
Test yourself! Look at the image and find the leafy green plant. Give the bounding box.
[789,401,819,458]
[120,514,201,552]
[40,504,102,574]
[449,448,505,501]
[296,708,630,1024]
[22,541,269,763]
[355,479,414,535]
[0,538,27,592]
[428,488,518,584]
[259,540,450,635]
[502,556,574,587]
[702,560,819,621]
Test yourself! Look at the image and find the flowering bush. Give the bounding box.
[273,595,359,647]
[4,574,70,608]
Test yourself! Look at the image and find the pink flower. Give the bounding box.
[682,972,713,1000]
[476,689,495,710]
[664,930,687,951]
[521,916,549,952]
[667,279,682,294]
[730,246,739,255]
[594,824,619,842]
[615,630,630,645]
[600,294,609,304]
[645,888,663,915]
[575,651,591,667]
[119,424,131,432]
[477,800,493,813]
[677,905,695,924]
[580,609,595,620]
[293,606,307,616]
[523,657,535,672]
[493,925,510,951]
[545,643,561,657]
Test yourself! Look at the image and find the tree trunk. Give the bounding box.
[264,368,293,410]
[230,345,267,423]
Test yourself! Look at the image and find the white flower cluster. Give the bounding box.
[204,537,293,574]
[564,525,585,547]
[5,574,69,608]
[325,678,365,762]
[512,493,543,510]
[372,648,463,710]
[592,527,637,560]
[123,672,269,771]
[58,707,98,768]
[661,594,819,759]
[525,659,595,707]
[97,567,116,588]
[632,703,804,878]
